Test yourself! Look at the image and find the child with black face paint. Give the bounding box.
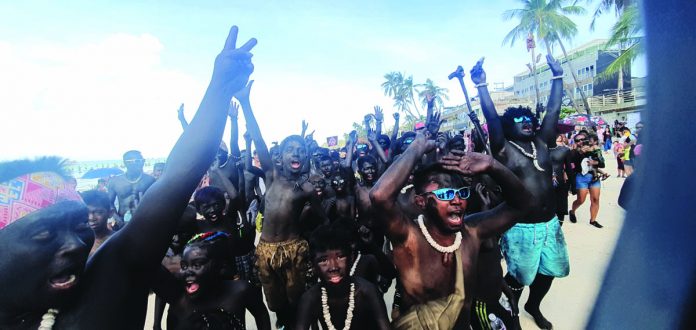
[295,225,391,330]
[153,232,271,330]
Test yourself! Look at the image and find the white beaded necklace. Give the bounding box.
[349,252,361,276]
[417,215,462,254]
[508,141,545,172]
[38,309,59,330]
[321,282,355,330]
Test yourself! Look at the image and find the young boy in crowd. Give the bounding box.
[295,225,391,330]
[153,231,271,330]
[80,190,114,257]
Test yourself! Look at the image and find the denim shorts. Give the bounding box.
[501,216,570,286]
[576,173,601,190]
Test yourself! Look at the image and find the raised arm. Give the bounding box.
[229,102,241,158]
[388,112,400,161]
[342,130,357,169]
[374,106,384,137]
[471,58,505,154]
[367,129,388,163]
[112,26,257,269]
[369,133,434,244]
[177,103,189,130]
[235,81,274,183]
[540,55,564,145]
[440,150,534,239]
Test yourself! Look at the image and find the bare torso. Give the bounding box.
[260,175,313,242]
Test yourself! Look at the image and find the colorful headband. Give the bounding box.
[0,172,83,230]
[187,231,231,245]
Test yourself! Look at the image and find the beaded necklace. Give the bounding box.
[321,282,355,330]
[508,141,545,172]
[417,215,462,254]
[349,252,361,276]
[38,309,59,330]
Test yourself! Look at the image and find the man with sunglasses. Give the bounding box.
[370,132,534,329]
[107,150,156,229]
[471,55,568,329]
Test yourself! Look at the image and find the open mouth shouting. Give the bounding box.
[290,160,302,170]
[49,267,81,291]
[185,279,200,295]
[326,270,343,284]
[446,211,463,226]
[522,124,533,134]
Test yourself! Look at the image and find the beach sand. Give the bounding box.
[144,155,626,330]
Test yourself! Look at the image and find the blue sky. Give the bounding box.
[0,0,636,161]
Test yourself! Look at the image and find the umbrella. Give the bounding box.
[559,114,607,127]
[81,167,123,179]
[557,123,576,134]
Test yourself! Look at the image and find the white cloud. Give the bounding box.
[0,34,207,161]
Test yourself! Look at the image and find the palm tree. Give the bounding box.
[592,1,642,103]
[416,79,450,109]
[502,0,592,114]
[381,71,423,121]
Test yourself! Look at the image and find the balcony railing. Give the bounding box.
[583,88,646,112]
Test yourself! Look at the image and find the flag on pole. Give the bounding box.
[326,136,338,147]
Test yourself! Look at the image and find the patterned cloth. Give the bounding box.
[255,238,311,311]
[0,172,82,229]
[234,250,261,287]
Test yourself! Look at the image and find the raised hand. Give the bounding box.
[470,57,487,85]
[439,150,494,176]
[301,120,309,137]
[229,101,240,118]
[393,112,400,121]
[547,54,563,76]
[233,80,254,104]
[374,106,384,122]
[414,131,437,154]
[349,130,358,144]
[475,183,491,208]
[426,111,444,138]
[212,26,257,98]
[243,131,251,142]
[177,103,185,119]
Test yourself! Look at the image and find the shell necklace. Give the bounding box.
[321,282,355,330]
[417,215,462,254]
[124,173,143,184]
[349,252,361,276]
[508,141,545,172]
[38,309,59,330]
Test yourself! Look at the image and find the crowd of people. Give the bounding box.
[0,25,632,330]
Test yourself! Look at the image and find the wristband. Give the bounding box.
[552,75,564,80]
[475,83,489,88]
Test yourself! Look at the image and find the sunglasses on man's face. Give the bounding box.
[403,137,415,145]
[332,179,345,185]
[124,159,144,164]
[513,116,533,123]
[422,187,470,201]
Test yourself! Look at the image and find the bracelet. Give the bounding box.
[475,83,489,88]
[552,75,564,80]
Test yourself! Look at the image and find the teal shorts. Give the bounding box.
[501,216,570,286]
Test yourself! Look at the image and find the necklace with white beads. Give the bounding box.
[508,141,545,172]
[38,309,59,330]
[417,215,462,254]
[321,282,355,330]
[349,252,361,276]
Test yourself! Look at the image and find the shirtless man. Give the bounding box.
[295,225,390,330]
[327,172,355,222]
[107,150,156,228]
[472,56,568,329]
[236,81,317,328]
[0,25,257,329]
[80,190,114,257]
[370,133,533,328]
[154,231,271,330]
